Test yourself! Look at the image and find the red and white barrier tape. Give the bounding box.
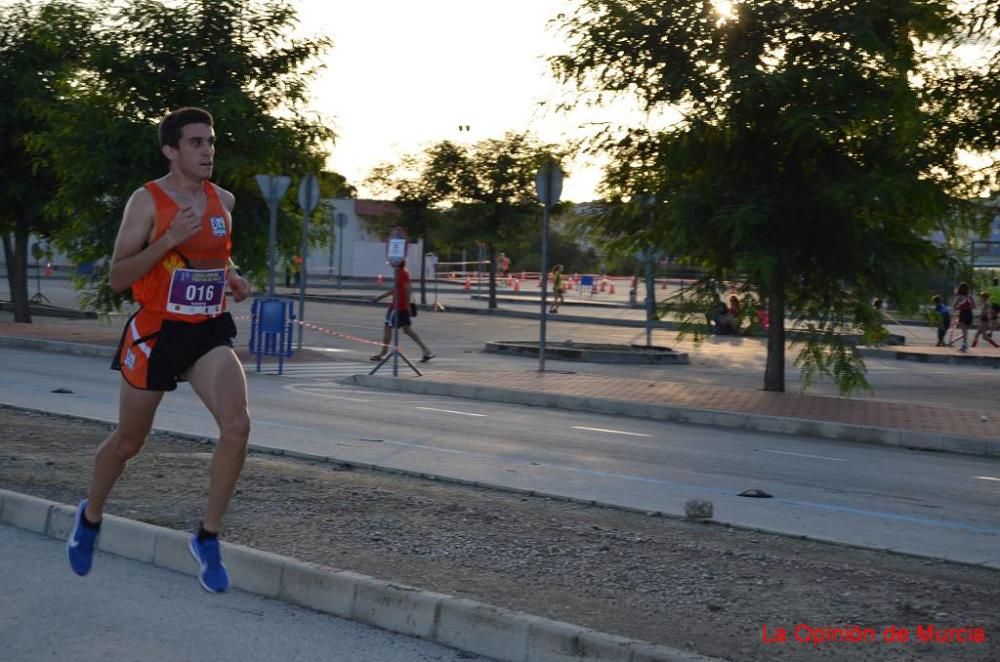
[231,313,389,351]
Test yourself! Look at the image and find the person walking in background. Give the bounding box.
[932,295,951,347]
[371,258,434,362]
[549,264,564,313]
[989,277,1000,338]
[66,107,252,593]
[953,282,975,352]
[498,252,511,277]
[971,291,997,348]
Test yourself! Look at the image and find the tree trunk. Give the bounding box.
[487,243,497,310]
[763,270,785,392]
[3,228,32,324]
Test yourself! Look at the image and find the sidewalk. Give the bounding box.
[2,311,999,457]
[0,522,484,662]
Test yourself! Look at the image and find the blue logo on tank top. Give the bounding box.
[210,216,227,237]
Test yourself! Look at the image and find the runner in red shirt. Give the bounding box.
[371,258,434,362]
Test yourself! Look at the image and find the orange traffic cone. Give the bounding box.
[609,280,616,294]
[513,279,521,292]
[376,274,384,286]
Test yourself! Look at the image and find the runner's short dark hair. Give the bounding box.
[159,107,214,148]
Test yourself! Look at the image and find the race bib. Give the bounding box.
[166,268,225,315]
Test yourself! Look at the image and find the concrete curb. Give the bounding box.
[0,335,115,358]
[0,489,717,662]
[0,302,97,319]
[345,375,1000,459]
[859,346,1000,368]
[485,340,690,364]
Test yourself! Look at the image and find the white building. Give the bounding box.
[305,198,425,280]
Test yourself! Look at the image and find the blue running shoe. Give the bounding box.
[188,534,230,593]
[66,499,99,576]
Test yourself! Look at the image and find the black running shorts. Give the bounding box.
[112,309,237,391]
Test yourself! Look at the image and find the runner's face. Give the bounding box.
[165,123,215,181]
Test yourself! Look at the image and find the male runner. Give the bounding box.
[66,107,251,593]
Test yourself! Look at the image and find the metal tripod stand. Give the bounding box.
[369,324,422,377]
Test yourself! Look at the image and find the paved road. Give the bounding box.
[1,346,997,568]
[0,525,485,662]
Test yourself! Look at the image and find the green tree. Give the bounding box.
[1,1,99,322]
[366,142,463,303]
[936,1,1000,195]
[436,133,560,309]
[552,0,986,393]
[31,0,338,312]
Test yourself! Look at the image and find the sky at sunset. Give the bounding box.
[292,0,620,202]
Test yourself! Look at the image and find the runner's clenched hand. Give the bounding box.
[228,271,251,303]
[165,206,201,248]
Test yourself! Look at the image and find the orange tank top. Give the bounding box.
[131,180,232,321]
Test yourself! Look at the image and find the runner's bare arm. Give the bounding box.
[108,187,201,292]
[226,258,251,303]
[214,186,250,302]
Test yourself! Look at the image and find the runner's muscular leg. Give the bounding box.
[86,379,164,522]
[185,345,250,532]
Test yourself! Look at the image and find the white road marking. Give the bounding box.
[282,384,371,402]
[572,426,650,438]
[414,406,487,417]
[760,449,846,462]
[974,475,1000,482]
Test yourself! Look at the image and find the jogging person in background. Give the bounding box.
[370,258,435,362]
[66,107,252,593]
